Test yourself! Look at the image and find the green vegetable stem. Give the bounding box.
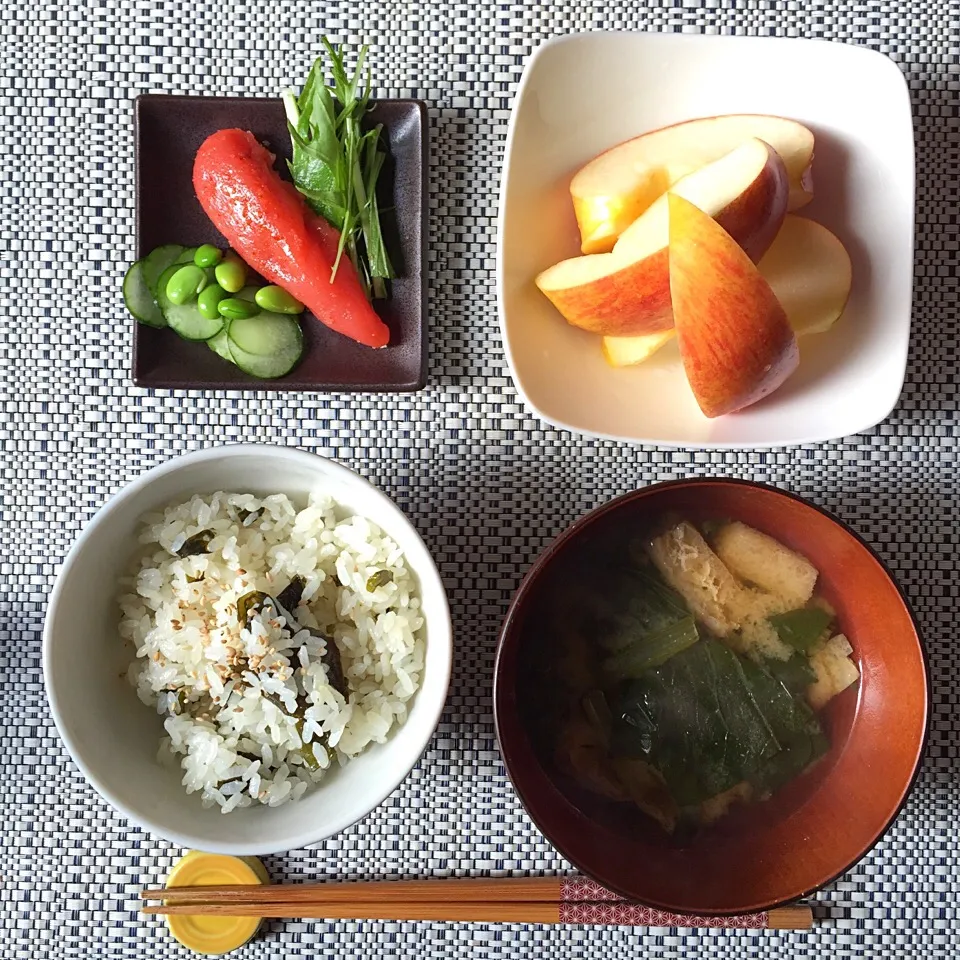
[282,38,396,300]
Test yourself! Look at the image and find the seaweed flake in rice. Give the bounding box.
[118,490,425,812]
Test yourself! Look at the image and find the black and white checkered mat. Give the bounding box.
[1,1,957,957]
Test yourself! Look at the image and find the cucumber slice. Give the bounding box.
[156,263,224,341]
[175,246,199,264]
[167,304,224,341]
[123,260,166,328]
[207,328,234,363]
[142,244,184,294]
[227,312,304,379]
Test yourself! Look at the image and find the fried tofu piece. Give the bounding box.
[647,522,791,659]
[807,634,861,710]
[713,521,819,608]
[647,521,745,636]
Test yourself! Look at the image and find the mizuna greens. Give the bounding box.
[282,39,395,300]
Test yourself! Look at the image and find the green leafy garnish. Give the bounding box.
[282,39,395,299]
[603,616,700,679]
[237,590,271,629]
[176,530,214,558]
[277,575,306,611]
[365,569,394,592]
[769,607,833,652]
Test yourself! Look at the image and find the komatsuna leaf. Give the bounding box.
[739,656,827,792]
[768,607,833,653]
[611,639,824,808]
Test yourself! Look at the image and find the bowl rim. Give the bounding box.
[496,31,914,448]
[42,442,453,854]
[493,477,930,914]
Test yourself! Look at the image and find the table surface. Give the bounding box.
[2,1,957,957]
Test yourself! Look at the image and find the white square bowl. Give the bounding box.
[497,33,915,448]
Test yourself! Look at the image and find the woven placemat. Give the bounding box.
[1,1,956,957]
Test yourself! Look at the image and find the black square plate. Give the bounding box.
[134,95,427,391]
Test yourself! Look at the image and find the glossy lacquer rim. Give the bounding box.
[492,477,930,916]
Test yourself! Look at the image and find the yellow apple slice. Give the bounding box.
[535,138,787,337]
[572,114,815,254]
[602,214,852,367]
[759,215,852,337]
[602,330,675,367]
[668,193,799,418]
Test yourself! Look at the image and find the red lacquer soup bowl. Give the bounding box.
[493,479,928,915]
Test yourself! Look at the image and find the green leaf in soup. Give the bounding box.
[612,640,794,808]
[591,566,690,653]
[614,643,741,806]
[768,607,833,653]
[707,641,781,769]
[752,728,829,794]
[738,656,827,793]
[764,653,817,698]
[602,616,700,679]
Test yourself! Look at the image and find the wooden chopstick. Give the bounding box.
[140,877,813,929]
[143,876,562,904]
[142,899,811,928]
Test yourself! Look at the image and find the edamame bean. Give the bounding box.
[166,264,207,305]
[254,285,305,315]
[214,254,247,294]
[218,298,261,320]
[194,244,223,268]
[197,283,228,320]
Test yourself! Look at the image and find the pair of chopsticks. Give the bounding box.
[142,876,812,929]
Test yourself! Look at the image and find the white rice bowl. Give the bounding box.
[118,490,425,813]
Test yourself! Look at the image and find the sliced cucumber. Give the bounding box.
[175,246,199,264]
[167,304,224,341]
[155,262,223,340]
[227,311,304,379]
[142,244,184,295]
[207,328,234,362]
[123,260,166,328]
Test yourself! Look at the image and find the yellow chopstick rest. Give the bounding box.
[164,851,270,954]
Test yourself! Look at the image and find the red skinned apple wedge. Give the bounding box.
[572,114,815,253]
[536,138,788,336]
[602,215,852,367]
[668,193,799,417]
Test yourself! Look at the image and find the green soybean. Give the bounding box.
[166,264,207,305]
[197,283,229,320]
[194,244,223,268]
[218,298,261,320]
[255,285,305,314]
[215,254,247,294]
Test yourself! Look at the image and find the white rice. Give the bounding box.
[118,490,425,812]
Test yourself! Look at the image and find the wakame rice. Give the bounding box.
[118,491,425,812]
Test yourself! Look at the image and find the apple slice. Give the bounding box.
[572,114,815,254]
[536,138,787,337]
[603,330,675,367]
[602,215,852,366]
[759,215,852,337]
[668,193,799,418]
